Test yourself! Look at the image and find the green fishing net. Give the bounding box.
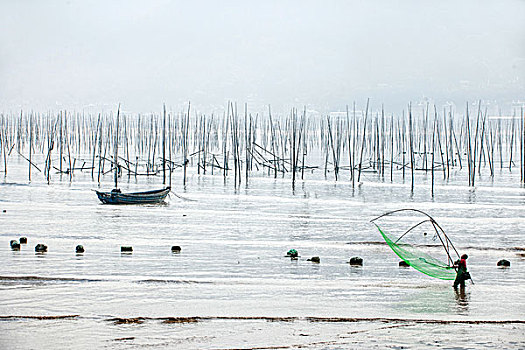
[375,224,457,280]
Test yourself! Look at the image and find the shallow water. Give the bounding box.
[0,158,524,349]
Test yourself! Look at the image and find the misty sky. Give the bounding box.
[0,0,524,114]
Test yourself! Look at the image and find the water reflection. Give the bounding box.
[394,285,471,315]
[454,286,470,315]
[348,265,364,276]
[468,188,477,203]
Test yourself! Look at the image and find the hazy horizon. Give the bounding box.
[0,0,523,115]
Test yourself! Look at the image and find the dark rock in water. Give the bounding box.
[349,257,363,266]
[10,240,20,250]
[307,256,320,263]
[76,245,85,253]
[121,246,133,252]
[19,237,27,244]
[286,249,298,258]
[171,246,181,252]
[399,260,410,267]
[497,259,510,267]
[35,244,48,253]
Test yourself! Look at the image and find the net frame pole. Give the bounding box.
[371,208,461,266]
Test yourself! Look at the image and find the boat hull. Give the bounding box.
[96,187,170,204]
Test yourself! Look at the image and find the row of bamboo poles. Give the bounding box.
[0,101,523,194]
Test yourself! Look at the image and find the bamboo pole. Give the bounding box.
[162,104,166,185]
[114,105,120,189]
[28,113,32,182]
[357,98,370,183]
[409,104,415,192]
[91,114,100,179]
[431,114,436,196]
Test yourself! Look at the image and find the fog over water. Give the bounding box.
[0,0,524,113]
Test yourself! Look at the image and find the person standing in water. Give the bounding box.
[453,254,470,289]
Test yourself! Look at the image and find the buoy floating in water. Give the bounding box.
[10,240,20,250]
[121,246,133,253]
[35,244,48,253]
[286,249,298,258]
[307,256,320,263]
[76,245,85,253]
[497,259,510,267]
[349,257,363,266]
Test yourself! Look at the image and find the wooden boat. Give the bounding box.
[95,187,170,204]
[95,105,171,205]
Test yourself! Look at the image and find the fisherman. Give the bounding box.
[453,254,470,289]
